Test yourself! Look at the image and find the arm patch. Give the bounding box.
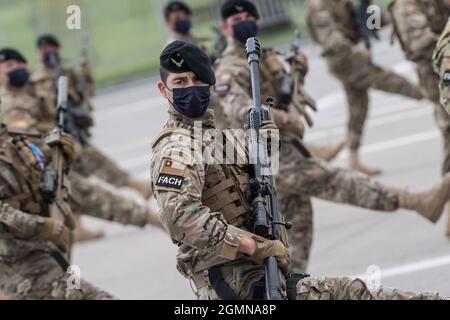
[154,157,188,192]
[155,173,185,189]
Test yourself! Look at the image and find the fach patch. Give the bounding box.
[155,157,188,191]
[155,173,184,189]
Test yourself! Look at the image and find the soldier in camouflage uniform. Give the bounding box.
[434,18,450,116]
[0,115,117,299]
[30,35,152,200]
[0,48,163,241]
[151,39,447,300]
[164,1,211,53]
[306,0,425,176]
[387,0,450,238]
[214,0,450,273]
[26,35,153,240]
[433,17,450,237]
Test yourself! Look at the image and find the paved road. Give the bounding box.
[72,29,450,299]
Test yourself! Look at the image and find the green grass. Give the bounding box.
[0,0,308,87]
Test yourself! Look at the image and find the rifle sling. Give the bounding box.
[290,138,311,158]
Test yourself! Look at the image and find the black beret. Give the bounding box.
[36,34,60,48]
[160,41,216,86]
[0,48,27,64]
[221,0,259,20]
[164,1,192,18]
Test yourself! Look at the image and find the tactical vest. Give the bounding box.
[389,0,449,59]
[0,137,46,215]
[307,0,360,45]
[152,128,251,226]
[153,126,290,251]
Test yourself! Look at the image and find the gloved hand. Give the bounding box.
[272,109,305,138]
[38,217,71,253]
[260,120,281,155]
[290,52,309,78]
[60,132,78,165]
[249,237,290,275]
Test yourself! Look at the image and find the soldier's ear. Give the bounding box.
[157,81,170,100]
[220,20,230,34]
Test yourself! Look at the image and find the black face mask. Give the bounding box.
[175,19,192,35]
[232,20,258,43]
[43,52,60,68]
[169,86,210,119]
[7,68,29,88]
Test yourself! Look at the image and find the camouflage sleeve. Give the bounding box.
[390,0,437,60]
[3,107,39,133]
[433,20,450,115]
[69,172,148,227]
[214,63,253,129]
[307,4,354,57]
[151,138,242,259]
[0,201,45,239]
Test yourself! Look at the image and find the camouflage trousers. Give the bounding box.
[0,251,116,300]
[76,144,130,187]
[195,275,440,300]
[326,51,423,150]
[416,60,450,174]
[277,142,399,272]
[68,171,148,227]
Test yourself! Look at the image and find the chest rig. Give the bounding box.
[153,127,252,227]
[0,135,46,215]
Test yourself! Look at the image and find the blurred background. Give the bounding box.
[0,0,318,87]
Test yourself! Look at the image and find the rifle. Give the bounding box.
[43,76,76,232]
[46,52,92,146]
[245,38,290,300]
[78,34,95,99]
[285,30,317,127]
[211,25,227,63]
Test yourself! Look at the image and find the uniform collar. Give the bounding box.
[223,36,246,56]
[167,108,216,129]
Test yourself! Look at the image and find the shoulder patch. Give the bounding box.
[155,156,188,192]
[155,173,185,190]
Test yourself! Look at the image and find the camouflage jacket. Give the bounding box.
[166,32,211,57]
[0,133,70,263]
[433,19,450,115]
[151,109,281,297]
[213,37,308,140]
[0,84,54,134]
[0,134,149,264]
[388,0,449,62]
[0,87,149,228]
[30,62,94,123]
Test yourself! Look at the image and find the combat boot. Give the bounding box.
[73,215,105,243]
[397,173,450,223]
[307,139,347,162]
[126,177,153,200]
[349,150,382,176]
